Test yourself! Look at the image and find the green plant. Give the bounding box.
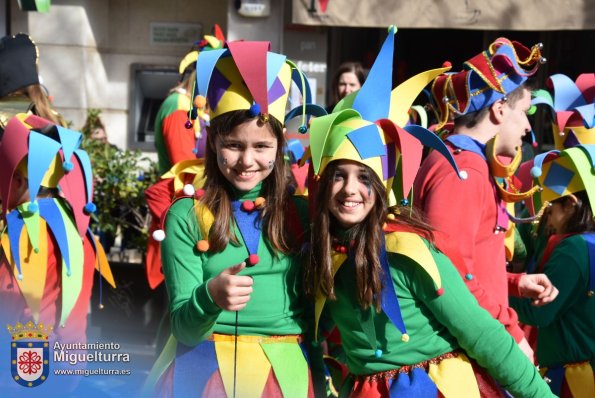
[81,109,159,256]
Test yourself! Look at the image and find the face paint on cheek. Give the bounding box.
[268,160,274,170]
[217,155,227,166]
[366,183,372,198]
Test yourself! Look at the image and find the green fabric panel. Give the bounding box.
[261,342,309,398]
[18,202,41,252]
[142,334,177,397]
[55,198,84,326]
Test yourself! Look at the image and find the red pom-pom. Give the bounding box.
[442,61,452,68]
[532,142,538,148]
[436,288,445,296]
[195,189,205,198]
[184,120,193,129]
[248,253,259,266]
[241,200,255,212]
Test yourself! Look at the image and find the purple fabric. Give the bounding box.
[385,144,396,180]
[267,77,286,105]
[208,68,231,112]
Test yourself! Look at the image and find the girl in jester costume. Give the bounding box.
[509,73,595,397]
[0,114,115,394]
[303,27,553,397]
[145,39,325,397]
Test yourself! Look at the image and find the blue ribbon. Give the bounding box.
[232,200,262,259]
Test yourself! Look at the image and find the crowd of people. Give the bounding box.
[1,22,594,398]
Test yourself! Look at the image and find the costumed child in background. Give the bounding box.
[413,37,558,362]
[146,26,226,353]
[144,40,325,397]
[0,114,115,394]
[304,27,554,398]
[509,73,595,398]
[153,24,225,175]
[0,33,66,135]
[511,145,595,398]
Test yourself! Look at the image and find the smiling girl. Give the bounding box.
[149,41,322,397]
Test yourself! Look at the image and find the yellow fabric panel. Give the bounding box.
[390,66,451,127]
[504,202,516,261]
[539,153,585,203]
[567,126,595,145]
[215,339,272,398]
[14,220,49,323]
[428,353,480,398]
[194,201,215,241]
[565,362,595,398]
[40,154,64,188]
[162,158,206,193]
[385,232,441,289]
[212,57,253,120]
[267,63,292,124]
[314,252,347,340]
[321,141,386,188]
[94,235,116,288]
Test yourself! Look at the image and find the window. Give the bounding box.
[128,64,179,151]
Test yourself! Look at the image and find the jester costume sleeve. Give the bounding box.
[414,143,525,343]
[316,229,553,398]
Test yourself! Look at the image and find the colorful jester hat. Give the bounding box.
[520,145,595,218]
[532,73,595,150]
[178,24,226,76]
[309,26,462,204]
[0,114,115,325]
[194,39,324,131]
[431,37,545,129]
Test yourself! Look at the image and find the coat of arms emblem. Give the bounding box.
[7,321,52,387]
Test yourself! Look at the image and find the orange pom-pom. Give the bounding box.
[442,61,452,68]
[194,95,207,109]
[254,197,266,208]
[196,240,210,252]
[436,288,445,296]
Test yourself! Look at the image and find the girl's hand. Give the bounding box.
[207,262,253,311]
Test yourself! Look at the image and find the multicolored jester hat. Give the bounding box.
[532,73,595,150]
[0,113,115,327]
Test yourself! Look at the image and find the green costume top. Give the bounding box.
[322,230,552,397]
[510,234,595,368]
[161,183,309,346]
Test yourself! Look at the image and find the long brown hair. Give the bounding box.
[22,84,67,127]
[201,110,295,254]
[304,161,435,311]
